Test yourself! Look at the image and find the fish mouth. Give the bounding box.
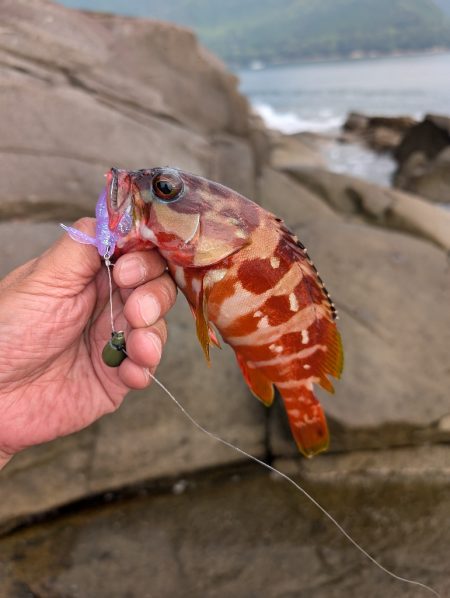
[105,167,136,235]
[107,168,131,213]
[105,167,155,252]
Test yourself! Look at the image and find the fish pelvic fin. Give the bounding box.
[188,303,221,349]
[194,277,214,365]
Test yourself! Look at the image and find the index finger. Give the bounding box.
[113,250,167,289]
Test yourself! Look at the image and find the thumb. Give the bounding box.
[33,218,102,294]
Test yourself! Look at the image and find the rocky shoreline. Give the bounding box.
[0,1,449,596]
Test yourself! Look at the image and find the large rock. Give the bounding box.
[394,114,450,203]
[281,165,450,251]
[0,446,448,597]
[0,0,255,219]
[395,114,450,164]
[394,146,450,204]
[270,132,327,171]
[343,112,417,153]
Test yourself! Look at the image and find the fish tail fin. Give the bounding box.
[277,385,329,458]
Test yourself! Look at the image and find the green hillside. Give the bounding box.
[59,0,450,66]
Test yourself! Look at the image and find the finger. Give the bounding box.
[113,250,167,289]
[34,218,101,295]
[119,287,133,304]
[123,273,177,328]
[118,360,155,390]
[123,319,167,368]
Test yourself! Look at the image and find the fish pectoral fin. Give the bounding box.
[235,354,275,407]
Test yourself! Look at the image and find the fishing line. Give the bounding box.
[104,248,116,333]
[148,372,440,598]
[103,258,440,598]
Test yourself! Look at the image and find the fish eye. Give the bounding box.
[152,172,184,202]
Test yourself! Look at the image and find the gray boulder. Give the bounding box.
[394,114,450,203]
[343,112,417,153]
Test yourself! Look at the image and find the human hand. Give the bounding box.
[0,218,177,469]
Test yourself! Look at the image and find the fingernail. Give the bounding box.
[146,332,162,361]
[119,258,146,286]
[138,294,160,326]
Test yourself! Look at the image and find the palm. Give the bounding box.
[0,261,129,453]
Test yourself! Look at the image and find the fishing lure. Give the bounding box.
[63,167,343,458]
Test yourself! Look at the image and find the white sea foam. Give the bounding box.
[253,102,345,134]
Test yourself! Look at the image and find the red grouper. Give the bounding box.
[105,167,344,457]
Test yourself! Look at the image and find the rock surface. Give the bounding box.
[280,165,450,251]
[343,112,417,153]
[394,114,450,203]
[0,2,449,596]
[0,0,258,220]
[0,446,448,598]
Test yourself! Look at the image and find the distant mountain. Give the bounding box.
[58,0,450,66]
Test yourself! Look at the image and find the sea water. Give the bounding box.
[237,52,450,185]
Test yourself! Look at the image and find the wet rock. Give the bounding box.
[343,112,417,153]
[394,115,450,203]
[395,114,450,164]
[343,112,370,133]
[394,147,450,204]
[282,166,450,251]
[0,446,448,598]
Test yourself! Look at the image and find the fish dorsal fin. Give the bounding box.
[235,353,275,407]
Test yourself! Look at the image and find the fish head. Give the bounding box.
[105,167,259,266]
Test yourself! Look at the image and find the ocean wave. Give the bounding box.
[253,103,345,134]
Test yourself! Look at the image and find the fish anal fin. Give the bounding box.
[279,387,329,457]
[236,354,274,407]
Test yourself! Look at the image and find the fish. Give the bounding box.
[63,167,343,457]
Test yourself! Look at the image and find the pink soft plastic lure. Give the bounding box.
[61,189,132,257]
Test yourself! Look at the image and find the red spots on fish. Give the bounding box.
[238,257,290,294]
[262,295,293,326]
[293,275,326,308]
